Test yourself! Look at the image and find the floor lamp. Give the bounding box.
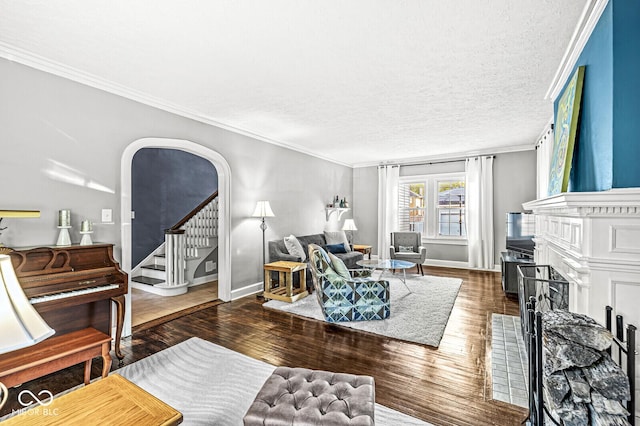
[0,253,55,410]
[252,201,275,292]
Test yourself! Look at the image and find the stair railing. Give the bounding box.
[164,191,219,286]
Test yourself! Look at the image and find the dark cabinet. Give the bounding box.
[500,251,534,295]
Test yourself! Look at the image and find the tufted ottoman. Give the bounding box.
[243,367,375,425]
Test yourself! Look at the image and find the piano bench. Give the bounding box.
[0,327,112,388]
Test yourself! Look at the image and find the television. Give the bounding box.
[506,212,535,258]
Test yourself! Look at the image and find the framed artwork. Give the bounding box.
[548,66,585,196]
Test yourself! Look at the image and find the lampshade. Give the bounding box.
[252,201,275,218]
[342,219,358,231]
[0,254,55,355]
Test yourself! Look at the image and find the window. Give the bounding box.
[437,180,466,237]
[398,174,466,241]
[398,182,425,233]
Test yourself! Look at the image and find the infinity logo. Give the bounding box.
[18,389,54,407]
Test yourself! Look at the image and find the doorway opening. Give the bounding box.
[121,138,232,336]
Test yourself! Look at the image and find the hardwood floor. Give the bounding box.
[131,280,219,328]
[1,267,528,425]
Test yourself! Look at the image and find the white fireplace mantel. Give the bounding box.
[524,188,640,419]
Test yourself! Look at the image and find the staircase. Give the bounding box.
[131,192,219,296]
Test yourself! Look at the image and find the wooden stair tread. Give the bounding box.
[141,264,165,271]
[132,276,165,285]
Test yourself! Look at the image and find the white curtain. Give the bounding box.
[466,156,494,269]
[536,126,554,199]
[377,165,399,260]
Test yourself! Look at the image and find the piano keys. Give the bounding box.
[8,243,128,360]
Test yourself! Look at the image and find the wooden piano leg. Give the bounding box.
[111,295,126,361]
[84,360,92,385]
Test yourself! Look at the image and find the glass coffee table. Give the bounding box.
[356,259,415,294]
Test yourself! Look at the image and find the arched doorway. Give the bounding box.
[121,138,231,336]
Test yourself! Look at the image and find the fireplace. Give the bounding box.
[523,188,640,421]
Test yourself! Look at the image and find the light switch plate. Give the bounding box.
[101,208,113,223]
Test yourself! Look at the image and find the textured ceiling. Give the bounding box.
[0,0,587,166]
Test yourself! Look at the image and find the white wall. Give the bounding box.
[0,59,353,291]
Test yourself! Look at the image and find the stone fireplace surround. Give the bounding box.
[523,188,640,421]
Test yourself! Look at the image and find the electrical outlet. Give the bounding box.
[205,261,216,273]
[101,209,112,223]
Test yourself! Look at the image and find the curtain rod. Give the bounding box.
[390,155,496,168]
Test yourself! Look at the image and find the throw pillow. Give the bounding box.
[325,243,347,254]
[324,230,351,252]
[328,252,350,280]
[398,245,414,253]
[284,235,306,261]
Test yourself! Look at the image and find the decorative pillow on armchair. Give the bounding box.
[398,245,414,253]
[324,230,351,252]
[327,252,351,280]
[284,235,306,261]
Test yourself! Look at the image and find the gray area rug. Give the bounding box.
[264,274,463,347]
[116,337,432,425]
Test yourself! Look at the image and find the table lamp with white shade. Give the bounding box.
[342,219,358,245]
[0,253,55,410]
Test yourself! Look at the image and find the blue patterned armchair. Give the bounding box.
[308,244,390,322]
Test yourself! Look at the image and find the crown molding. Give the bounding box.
[352,143,535,169]
[545,0,609,101]
[0,43,351,168]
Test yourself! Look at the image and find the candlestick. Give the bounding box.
[80,230,93,246]
[56,225,71,246]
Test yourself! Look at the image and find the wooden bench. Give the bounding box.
[0,327,112,388]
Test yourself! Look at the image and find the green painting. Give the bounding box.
[548,66,585,196]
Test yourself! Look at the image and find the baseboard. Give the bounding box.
[190,274,218,287]
[231,282,263,300]
[423,259,469,269]
[423,259,501,273]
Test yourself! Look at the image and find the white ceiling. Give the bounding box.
[0,0,587,167]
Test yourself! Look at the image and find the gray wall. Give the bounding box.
[0,59,352,291]
[493,150,537,261]
[352,150,537,266]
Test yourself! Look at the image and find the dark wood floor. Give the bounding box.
[1,266,528,425]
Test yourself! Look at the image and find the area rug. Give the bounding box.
[116,337,431,425]
[0,338,431,424]
[264,274,462,347]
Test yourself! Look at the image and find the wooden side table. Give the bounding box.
[2,374,182,425]
[263,261,308,303]
[353,244,372,259]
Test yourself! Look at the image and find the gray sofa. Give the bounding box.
[268,233,364,291]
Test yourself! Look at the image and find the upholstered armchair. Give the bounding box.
[308,244,390,322]
[389,232,427,275]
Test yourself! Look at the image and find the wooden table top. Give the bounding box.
[2,374,182,426]
[264,261,306,272]
[352,244,372,250]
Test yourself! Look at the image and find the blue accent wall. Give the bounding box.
[612,0,640,188]
[132,148,218,266]
[555,0,640,191]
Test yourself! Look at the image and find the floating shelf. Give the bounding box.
[325,207,350,221]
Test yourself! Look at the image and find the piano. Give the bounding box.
[8,243,128,360]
